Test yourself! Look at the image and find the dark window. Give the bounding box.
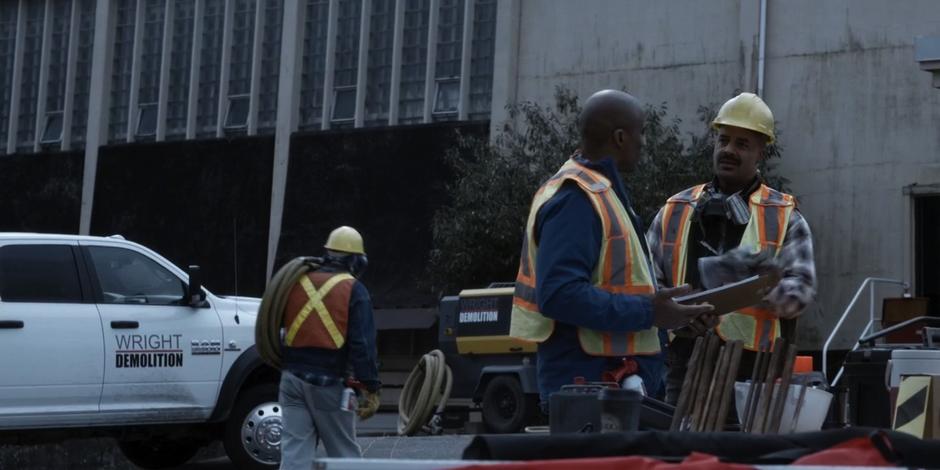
[41,111,64,143]
[433,78,459,114]
[915,195,940,316]
[224,95,250,129]
[332,87,356,121]
[136,103,158,136]
[87,246,185,306]
[0,244,83,303]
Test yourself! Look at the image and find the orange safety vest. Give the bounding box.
[282,271,356,349]
[659,183,795,351]
[509,158,660,356]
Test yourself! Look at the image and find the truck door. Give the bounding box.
[0,242,104,428]
[82,243,223,419]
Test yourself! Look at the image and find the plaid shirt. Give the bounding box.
[645,184,817,319]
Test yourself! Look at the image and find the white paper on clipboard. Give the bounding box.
[672,273,780,316]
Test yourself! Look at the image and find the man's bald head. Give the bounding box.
[579,90,645,171]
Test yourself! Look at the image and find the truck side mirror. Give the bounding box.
[187,265,208,307]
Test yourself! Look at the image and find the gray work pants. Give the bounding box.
[279,371,361,470]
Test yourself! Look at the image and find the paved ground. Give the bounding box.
[178,435,475,469]
[0,412,478,469]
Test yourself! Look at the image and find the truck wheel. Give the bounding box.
[117,437,200,469]
[224,383,282,469]
[482,375,533,433]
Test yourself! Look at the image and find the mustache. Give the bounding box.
[716,153,741,164]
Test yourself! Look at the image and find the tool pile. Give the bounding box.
[670,333,805,434]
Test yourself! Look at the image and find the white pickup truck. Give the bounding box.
[0,233,282,469]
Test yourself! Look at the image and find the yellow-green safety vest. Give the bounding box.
[510,158,661,356]
[658,183,795,351]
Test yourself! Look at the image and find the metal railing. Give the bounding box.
[822,277,909,387]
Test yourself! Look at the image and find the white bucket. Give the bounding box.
[733,381,833,433]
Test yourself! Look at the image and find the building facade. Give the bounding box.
[0,0,498,313]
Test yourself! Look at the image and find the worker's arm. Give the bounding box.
[765,210,817,319]
[346,281,381,392]
[535,183,653,332]
[645,207,669,288]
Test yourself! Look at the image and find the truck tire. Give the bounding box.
[117,436,200,469]
[224,383,282,469]
[481,375,533,434]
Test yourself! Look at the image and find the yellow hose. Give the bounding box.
[397,349,453,436]
[255,257,321,370]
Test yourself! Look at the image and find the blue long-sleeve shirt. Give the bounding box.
[283,267,381,392]
[534,156,667,402]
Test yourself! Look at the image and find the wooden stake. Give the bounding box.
[742,346,768,432]
[699,344,728,432]
[752,340,784,434]
[790,383,809,434]
[689,333,721,431]
[712,340,744,432]
[670,335,705,431]
[680,336,709,432]
[766,344,798,434]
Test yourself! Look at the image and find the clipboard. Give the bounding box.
[673,273,780,316]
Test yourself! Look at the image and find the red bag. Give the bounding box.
[793,437,893,467]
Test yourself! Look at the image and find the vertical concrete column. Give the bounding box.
[215,0,234,137]
[79,0,117,235]
[5,0,26,154]
[319,0,339,129]
[156,0,176,141]
[186,0,205,139]
[487,0,519,139]
[266,0,307,280]
[61,0,82,151]
[33,0,53,153]
[353,0,371,128]
[421,0,439,122]
[457,0,473,121]
[126,0,145,142]
[247,0,266,135]
[387,0,404,125]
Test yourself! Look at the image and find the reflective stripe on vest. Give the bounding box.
[284,272,355,348]
[510,158,660,357]
[661,184,795,351]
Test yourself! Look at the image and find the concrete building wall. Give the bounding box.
[494,0,752,129]
[764,0,940,348]
[494,0,940,348]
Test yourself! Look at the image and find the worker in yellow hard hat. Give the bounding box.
[645,92,817,405]
[278,226,381,469]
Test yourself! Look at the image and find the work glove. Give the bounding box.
[357,390,381,420]
[698,247,780,290]
[762,285,805,319]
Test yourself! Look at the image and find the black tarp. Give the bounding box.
[91,136,273,296]
[462,428,940,467]
[278,121,487,309]
[0,150,83,233]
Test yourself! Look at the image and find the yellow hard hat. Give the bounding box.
[711,92,775,144]
[324,226,365,255]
